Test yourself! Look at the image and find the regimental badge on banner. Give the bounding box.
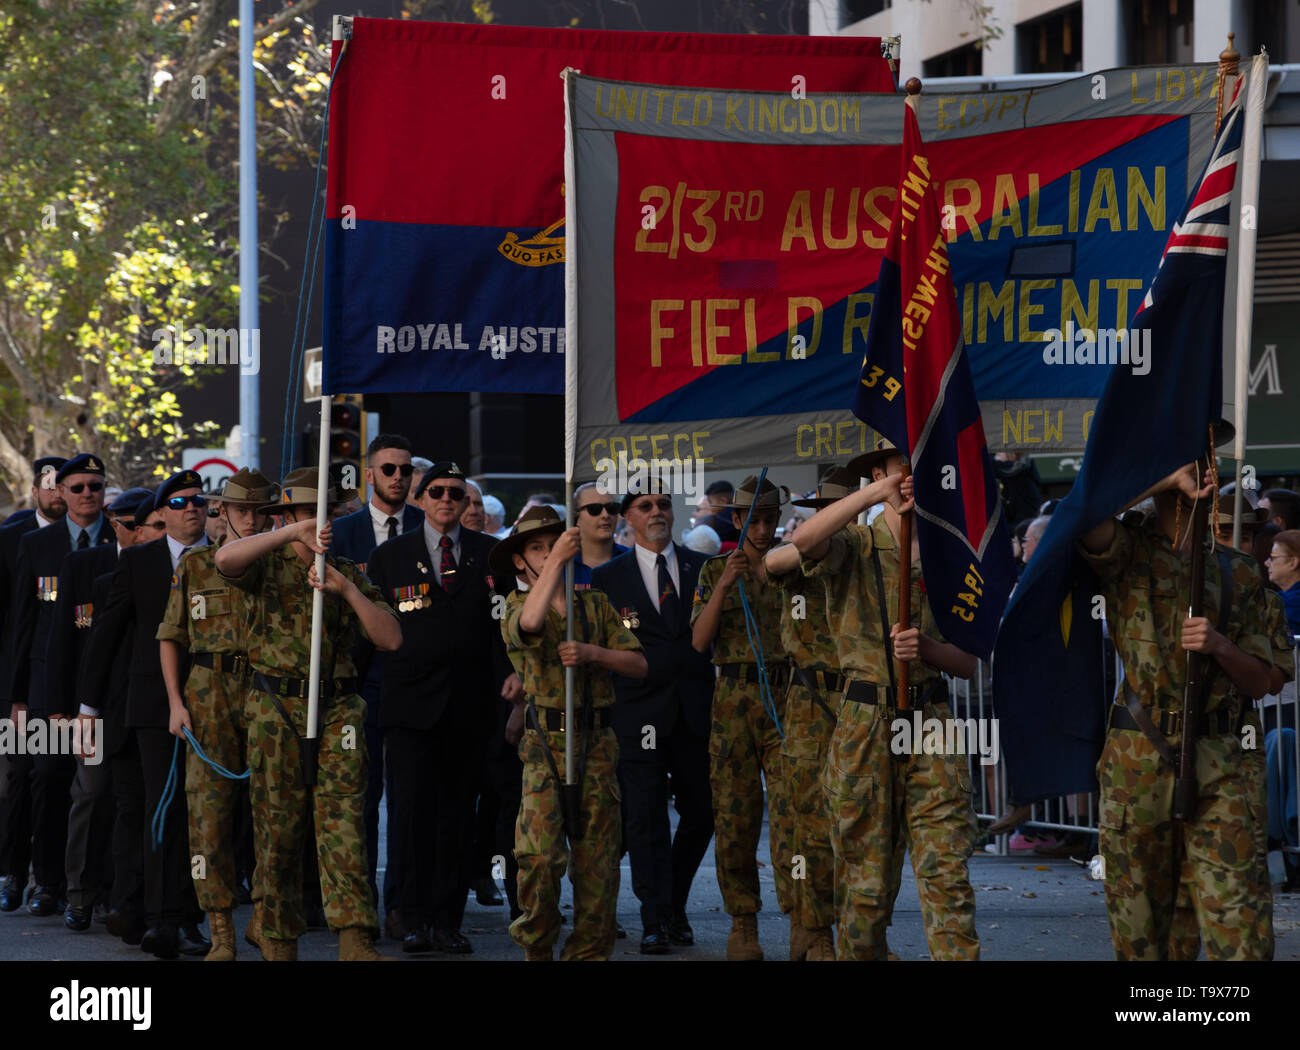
[620,606,640,630]
[392,582,432,613]
[38,576,58,602]
[74,603,93,629]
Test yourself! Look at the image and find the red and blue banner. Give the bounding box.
[323,18,896,397]
[852,104,1016,659]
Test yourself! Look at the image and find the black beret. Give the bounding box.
[154,469,204,510]
[414,461,467,500]
[33,456,67,486]
[107,487,154,517]
[132,492,159,529]
[55,453,106,484]
[619,476,671,515]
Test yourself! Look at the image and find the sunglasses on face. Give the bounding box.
[632,498,673,514]
[67,481,104,494]
[139,521,166,531]
[426,486,465,502]
[166,494,208,510]
[580,501,620,517]
[378,462,414,478]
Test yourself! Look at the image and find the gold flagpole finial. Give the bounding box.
[1214,32,1241,134]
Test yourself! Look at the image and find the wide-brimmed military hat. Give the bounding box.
[848,434,908,478]
[56,453,106,484]
[154,469,204,510]
[211,468,279,507]
[258,467,345,514]
[791,466,859,510]
[721,475,789,512]
[489,505,567,580]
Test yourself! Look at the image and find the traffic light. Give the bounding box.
[330,395,363,496]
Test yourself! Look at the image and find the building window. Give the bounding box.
[1248,0,1300,64]
[842,0,890,22]
[1124,0,1195,65]
[1018,3,1083,74]
[923,41,982,78]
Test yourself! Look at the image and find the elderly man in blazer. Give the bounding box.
[367,461,520,954]
[590,481,715,955]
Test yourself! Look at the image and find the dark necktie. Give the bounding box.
[439,534,457,591]
[656,553,680,623]
[386,516,397,542]
[76,530,89,550]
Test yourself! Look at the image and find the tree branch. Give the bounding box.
[0,318,66,414]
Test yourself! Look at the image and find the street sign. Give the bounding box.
[183,449,238,496]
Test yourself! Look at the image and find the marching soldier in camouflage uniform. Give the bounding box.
[789,440,981,961]
[1080,461,1282,961]
[215,468,402,961]
[158,468,276,961]
[763,469,854,962]
[690,475,794,962]
[494,506,646,961]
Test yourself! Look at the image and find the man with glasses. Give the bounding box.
[590,481,715,954]
[332,434,423,934]
[45,488,154,932]
[83,469,212,958]
[573,482,628,589]
[8,454,114,920]
[366,461,519,954]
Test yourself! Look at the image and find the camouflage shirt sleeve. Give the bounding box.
[1263,589,1296,683]
[1234,572,1276,671]
[690,556,721,626]
[802,522,867,580]
[156,558,191,645]
[218,548,263,592]
[595,590,642,653]
[503,590,545,652]
[1077,517,1136,579]
[339,559,398,644]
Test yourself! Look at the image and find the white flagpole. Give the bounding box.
[307,395,331,748]
[562,68,579,786]
[1231,52,1268,548]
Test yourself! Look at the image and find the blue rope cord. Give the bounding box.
[182,726,250,781]
[149,728,252,851]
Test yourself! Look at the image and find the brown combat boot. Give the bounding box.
[260,936,298,962]
[524,946,553,962]
[726,914,763,961]
[804,926,836,961]
[788,921,811,961]
[244,901,264,950]
[205,910,236,962]
[338,927,387,961]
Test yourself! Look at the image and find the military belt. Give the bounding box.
[253,672,358,700]
[718,662,791,690]
[538,707,612,733]
[793,668,845,695]
[192,652,248,674]
[843,677,944,708]
[1109,702,1236,739]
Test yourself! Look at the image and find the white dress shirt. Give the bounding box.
[34,510,54,529]
[166,533,208,572]
[369,500,406,549]
[634,541,679,613]
[424,521,462,586]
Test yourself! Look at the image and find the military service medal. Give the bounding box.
[393,582,432,612]
[38,576,58,602]
[620,606,640,629]
[74,603,93,629]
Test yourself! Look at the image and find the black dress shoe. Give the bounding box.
[473,876,503,907]
[27,887,61,917]
[141,925,180,960]
[177,923,211,956]
[668,910,694,947]
[64,905,92,932]
[616,921,627,939]
[0,875,24,912]
[106,908,146,945]
[431,928,473,955]
[92,901,110,925]
[403,926,433,953]
[640,925,671,955]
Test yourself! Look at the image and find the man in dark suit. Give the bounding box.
[590,482,715,954]
[46,488,154,931]
[331,433,423,930]
[9,454,113,918]
[81,469,210,959]
[0,455,67,913]
[366,461,520,954]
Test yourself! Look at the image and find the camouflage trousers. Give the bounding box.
[824,692,978,961]
[780,676,839,929]
[1166,710,1272,960]
[184,665,252,912]
[511,723,621,960]
[245,687,377,941]
[709,673,794,916]
[1098,721,1267,961]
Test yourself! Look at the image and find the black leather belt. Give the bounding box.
[539,707,613,733]
[192,652,248,674]
[718,662,791,688]
[843,678,944,707]
[1109,703,1236,738]
[253,672,358,700]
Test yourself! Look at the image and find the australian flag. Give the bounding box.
[853,104,1016,659]
[991,78,1247,802]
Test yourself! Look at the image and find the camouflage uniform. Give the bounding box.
[221,545,394,941]
[502,588,641,960]
[769,562,839,933]
[691,557,794,918]
[156,542,255,912]
[1082,523,1282,961]
[805,518,978,961]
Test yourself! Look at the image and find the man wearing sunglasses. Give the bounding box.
[572,482,629,590]
[7,454,114,921]
[332,433,424,936]
[44,487,154,933]
[366,461,520,954]
[590,481,715,954]
[82,469,211,959]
